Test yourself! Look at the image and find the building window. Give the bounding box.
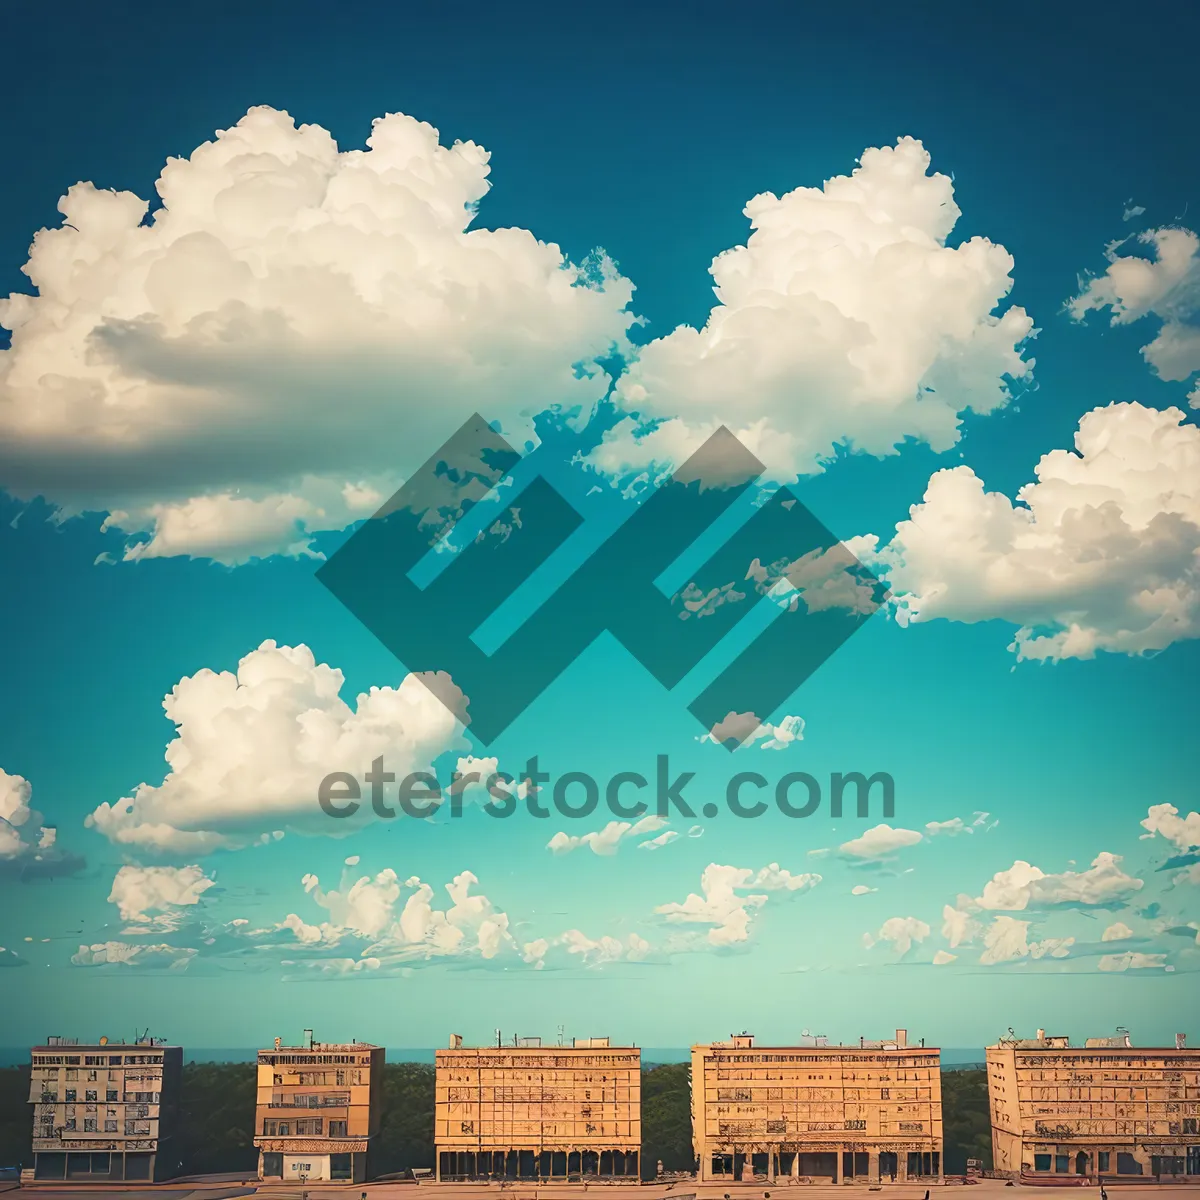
[104,1121,118,1133]
[1034,1155,1052,1172]
[295,1118,323,1135]
[329,1120,347,1137]
[65,1090,76,1102]
[106,1090,118,1102]
[84,1119,97,1132]
[1098,1153,1110,1173]
[85,1090,97,1102]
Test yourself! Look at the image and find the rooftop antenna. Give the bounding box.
[557,1024,565,1047]
[495,1028,501,1048]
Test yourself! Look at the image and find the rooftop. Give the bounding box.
[441,1035,634,1051]
[698,1030,934,1052]
[34,1036,178,1051]
[990,1029,1191,1050]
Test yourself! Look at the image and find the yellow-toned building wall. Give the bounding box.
[691,1046,943,1182]
[435,1048,641,1153]
[985,1045,1200,1176]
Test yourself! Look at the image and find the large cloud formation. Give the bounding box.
[0,767,83,878]
[875,401,1200,660]
[0,106,635,563]
[1069,226,1200,407]
[592,136,1034,482]
[654,862,821,948]
[1,119,1035,562]
[85,640,466,853]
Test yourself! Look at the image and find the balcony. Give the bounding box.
[268,1094,351,1109]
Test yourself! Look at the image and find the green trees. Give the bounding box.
[942,1069,993,1174]
[641,1062,693,1177]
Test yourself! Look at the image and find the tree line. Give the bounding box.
[0,1061,991,1178]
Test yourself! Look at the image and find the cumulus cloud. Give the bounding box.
[1101,921,1134,942]
[72,941,196,970]
[1097,951,1170,972]
[518,930,652,971]
[0,106,636,563]
[290,866,516,965]
[0,768,84,878]
[932,949,957,965]
[1069,227,1200,405]
[975,854,1143,911]
[839,823,923,861]
[873,402,1200,660]
[851,885,877,896]
[979,916,1074,965]
[638,825,705,852]
[942,903,982,948]
[863,916,930,956]
[700,713,805,750]
[108,864,214,924]
[591,136,1033,484]
[1141,803,1200,853]
[546,815,666,856]
[84,640,466,853]
[655,862,821,947]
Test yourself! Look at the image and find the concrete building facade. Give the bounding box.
[987,1029,1200,1178]
[691,1031,943,1184]
[435,1035,640,1181]
[253,1033,384,1182]
[28,1036,182,1182]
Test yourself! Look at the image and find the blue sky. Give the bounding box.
[1,0,1199,1052]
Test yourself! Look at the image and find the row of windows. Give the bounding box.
[48,1119,152,1135]
[259,1054,370,1066]
[439,1065,638,1075]
[273,1070,363,1086]
[261,1119,349,1136]
[41,1091,159,1104]
[1029,1120,1199,1136]
[712,1088,932,1101]
[32,1055,162,1067]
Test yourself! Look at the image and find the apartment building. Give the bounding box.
[253,1032,384,1182]
[435,1034,641,1181]
[987,1029,1200,1178]
[28,1035,182,1181]
[691,1031,943,1183]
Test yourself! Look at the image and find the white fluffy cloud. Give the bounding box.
[974,854,1142,911]
[289,866,515,964]
[1141,803,1200,853]
[942,903,982,948]
[0,106,635,562]
[863,915,930,956]
[71,940,196,970]
[0,768,80,876]
[655,862,821,947]
[840,823,922,860]
[1097,951,1170,972]
[932,950,957,965]
[546,815,666,856]
[1069,227,1200,406]
[979,916,1074,965]
[108,864,214,923]
[700,713,805,750]
[874,402,1200,661]
[84,640,466,853]
[519,930,652,970]
[1101,921,1134,942]
[591,136,1033,483]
